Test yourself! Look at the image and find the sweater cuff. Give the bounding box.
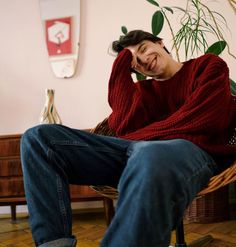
[116,48,133,64]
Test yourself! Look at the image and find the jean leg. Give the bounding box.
[20,124,131,246]
[101,139,216,247]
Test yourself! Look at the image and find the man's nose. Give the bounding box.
[137,55,148,66]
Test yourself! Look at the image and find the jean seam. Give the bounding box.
[56,174,68,234]
[51,141,126,155]
[48,148,69,236]
[50,140,89,146]
[177,161,213,208]
[185,161,214,184]
[50,134,130,150]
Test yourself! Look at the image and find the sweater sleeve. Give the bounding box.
[120,54,234,141]
[108,49,152,135]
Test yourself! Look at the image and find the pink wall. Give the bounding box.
[0,0,235,135]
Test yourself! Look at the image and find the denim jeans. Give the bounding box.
[20,124,216,247]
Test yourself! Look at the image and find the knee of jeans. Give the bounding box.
[21,126,37,148]
[128,139,192,184]
[21,124,54,156]
[22,124,57,144]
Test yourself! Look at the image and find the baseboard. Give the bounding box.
[0,207,104,220]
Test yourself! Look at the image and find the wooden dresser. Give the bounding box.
[0,134,104,221]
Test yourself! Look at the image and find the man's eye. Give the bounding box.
[141,47,146,53]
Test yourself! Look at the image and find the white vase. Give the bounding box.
[39,89,62,124]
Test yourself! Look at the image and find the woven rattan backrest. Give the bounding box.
[90,117,115,136]
[229,127,236,145]
[198,122,236,196]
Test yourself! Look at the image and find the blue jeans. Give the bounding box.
[20,124,217,247]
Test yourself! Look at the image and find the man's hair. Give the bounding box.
[112,30,169,54]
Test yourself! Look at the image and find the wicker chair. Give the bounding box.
[89,118,236,247]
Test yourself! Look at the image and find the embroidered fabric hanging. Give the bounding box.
[40,89,62,124]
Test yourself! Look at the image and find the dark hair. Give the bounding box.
[112,30,169,54]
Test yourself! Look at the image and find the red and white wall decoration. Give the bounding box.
[45,17,72,56]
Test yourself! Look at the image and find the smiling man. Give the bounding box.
[129,40,182,80]
[21,30,236,247]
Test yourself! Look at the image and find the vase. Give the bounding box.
[39,89,62,124]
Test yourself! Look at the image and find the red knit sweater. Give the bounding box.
[108,49,236,166]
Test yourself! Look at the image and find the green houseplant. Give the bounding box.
[120,0,236,95]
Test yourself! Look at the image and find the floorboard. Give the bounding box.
[0,209,235,246]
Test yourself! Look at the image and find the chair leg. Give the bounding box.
[103,197,115,226]
[10,205,17,222]
[175,219,213,247]
[175,220,187,247]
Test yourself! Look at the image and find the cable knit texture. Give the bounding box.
[108,49,236,166]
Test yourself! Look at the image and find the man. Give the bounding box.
[21,30,236,247]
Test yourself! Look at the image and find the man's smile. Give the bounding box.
[148,57,157,71]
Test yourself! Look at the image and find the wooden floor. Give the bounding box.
[0,209,235,247]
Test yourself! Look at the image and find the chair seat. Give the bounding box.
[90,185,118,200]
[198,161,236,196]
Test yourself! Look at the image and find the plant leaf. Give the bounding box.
[172,6,186,13]
[205,40,227,55]
[152,10,164,36]
[230,78,236,96]
[121,26,128,35]
[136,73,147,81]
[163,6,174,14]
[146,0,159,7]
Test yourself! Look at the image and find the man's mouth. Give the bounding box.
[148,57,156,71]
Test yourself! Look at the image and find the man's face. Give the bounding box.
[126,40,171,79]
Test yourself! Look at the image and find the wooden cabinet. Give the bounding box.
[0,134,103,221]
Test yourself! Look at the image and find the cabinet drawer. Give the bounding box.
[0,177,25,197]
[0,157,22,176]
[0,135,21,156]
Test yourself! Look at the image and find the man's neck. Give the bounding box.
[154,61,183,81]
